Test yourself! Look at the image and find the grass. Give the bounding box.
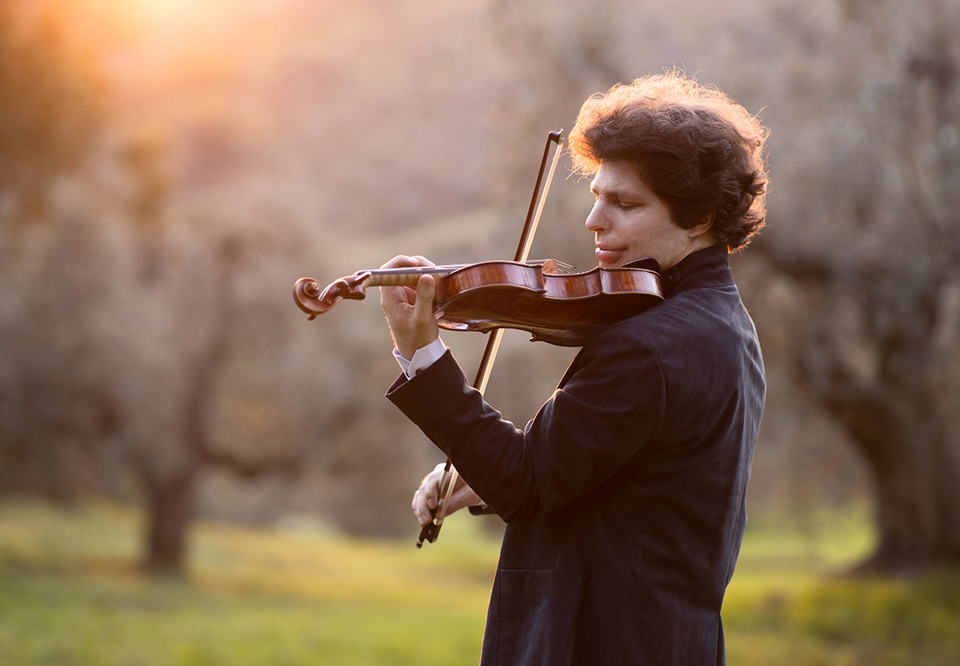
[0,500,496,665]
[723,509,960,665]
[0,500,958,665]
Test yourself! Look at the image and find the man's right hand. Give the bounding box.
[412,463,483,527]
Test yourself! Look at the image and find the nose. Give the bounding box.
[585,201,606,233]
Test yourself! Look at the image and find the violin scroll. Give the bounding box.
[293,271,373,319]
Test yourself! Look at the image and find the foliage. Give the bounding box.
[0,0,105,219]
[737,0,960,570]
[0,0,114,501]
[2,0,958,577]
[2,500,959,665]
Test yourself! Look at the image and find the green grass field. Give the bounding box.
[0,500,957,665]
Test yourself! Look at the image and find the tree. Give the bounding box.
[0,1,104,221]
[0,1,113,498]
[488,0,960,573]
[110,135,312,575]
[0,3,306,575]
[749,0,960,572]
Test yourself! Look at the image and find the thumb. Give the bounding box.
[415,274,437,317]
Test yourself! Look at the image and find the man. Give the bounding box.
[380,71,768,665]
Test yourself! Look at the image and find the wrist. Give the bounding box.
[399,331,439,361]
[395,337,446,379]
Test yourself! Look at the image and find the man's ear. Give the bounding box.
[686,212,716,239]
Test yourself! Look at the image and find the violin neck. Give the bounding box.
[363,266,457,287]
[362,259,578,288]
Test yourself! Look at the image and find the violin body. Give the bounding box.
[294,260,663,346]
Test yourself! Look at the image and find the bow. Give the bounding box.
[417,130,564,547]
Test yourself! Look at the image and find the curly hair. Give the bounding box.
[568,71,769,250]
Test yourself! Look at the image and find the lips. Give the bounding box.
[595,246,625,267]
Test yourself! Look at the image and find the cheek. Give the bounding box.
[627,220,658,245]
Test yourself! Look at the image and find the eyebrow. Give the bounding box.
[590,184,643,202]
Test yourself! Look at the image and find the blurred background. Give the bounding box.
[1,0,958,663]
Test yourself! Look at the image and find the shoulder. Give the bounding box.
[606,289,721,343]
[565,315,667,399]
[595,284,756,370]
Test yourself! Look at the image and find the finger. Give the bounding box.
[380,255,418,270]
[424,472,439,510]
[380,255,435,270]
[411,255,437,268]
[412,468,440,524]
[416,463,446,518]
[413,482,435,524]
[411,490,430,526]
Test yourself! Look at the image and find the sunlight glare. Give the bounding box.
[131,0,200,21]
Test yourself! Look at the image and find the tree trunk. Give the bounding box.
[825,386,960,573]
[140,466,197,576]
[136,238,237,576]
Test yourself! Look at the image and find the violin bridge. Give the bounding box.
[534,258,579,275]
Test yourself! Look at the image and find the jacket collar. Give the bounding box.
[626,244,730,299]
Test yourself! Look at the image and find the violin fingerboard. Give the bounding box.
[367,273,424,287]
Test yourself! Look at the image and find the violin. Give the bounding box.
[293,258,663,346]
[293,130,655,548]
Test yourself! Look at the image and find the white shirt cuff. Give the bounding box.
[393,337,447,379]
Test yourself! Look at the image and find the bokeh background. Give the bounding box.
[1,0,958,663]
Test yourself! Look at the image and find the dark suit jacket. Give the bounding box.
[387,245,765,665]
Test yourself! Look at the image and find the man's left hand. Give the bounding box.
[379,255,439,359]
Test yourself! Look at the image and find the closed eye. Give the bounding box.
[591,188,644,210]
[612,196,645,211]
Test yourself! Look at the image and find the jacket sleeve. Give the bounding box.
[386,324,667,523]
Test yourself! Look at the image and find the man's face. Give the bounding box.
[586,160,702,270]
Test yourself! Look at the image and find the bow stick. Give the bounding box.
[417,130,564,547]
